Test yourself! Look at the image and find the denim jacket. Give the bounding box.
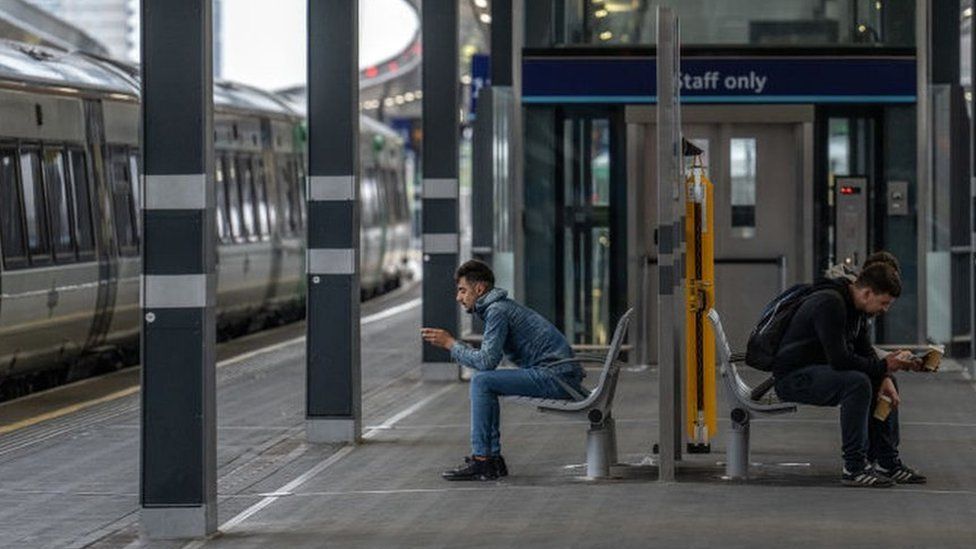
[449,288,584,380]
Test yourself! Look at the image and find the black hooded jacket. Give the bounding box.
[772,278,887,382]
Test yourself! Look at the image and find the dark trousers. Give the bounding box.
[774,364,900,471]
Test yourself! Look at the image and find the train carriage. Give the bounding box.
[0,40,411,398]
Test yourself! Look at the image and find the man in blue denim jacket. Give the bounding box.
[421,260,586,480]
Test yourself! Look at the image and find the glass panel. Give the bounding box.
[276,154,295,234]
[215,157,229,242]
[20,149,51,261]
[730,137,757,238]
[590,119,611,206]
[0,149,27,265]
[237,156,256,240]
[251,157,270,238]
[110,150,137,251]
[591,226,611,345]
[554,0,913,47]
[68,150,94,255]
[224,156,243,241]
[42,148,75,261]
[295,155,307,228]
[128,153,141,238]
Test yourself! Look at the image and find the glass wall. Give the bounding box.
[549,0,914,48]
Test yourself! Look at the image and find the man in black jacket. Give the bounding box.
[774,263,926,487]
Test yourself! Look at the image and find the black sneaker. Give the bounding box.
[874,462,927,484]
[441,456,497,481]
[492,455,508,477]
[842,467,894,488]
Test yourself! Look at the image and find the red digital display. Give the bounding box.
[839,186,861,195]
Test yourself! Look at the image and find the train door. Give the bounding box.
[628,106,814,356]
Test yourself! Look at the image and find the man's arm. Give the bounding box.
[811,294,888,380]
[449,308,509,371]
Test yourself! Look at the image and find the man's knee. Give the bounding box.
[841,371,872,400]
[470,371,493,396]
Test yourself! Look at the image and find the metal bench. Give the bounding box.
[706,309,797,480]
[504,308,634,479]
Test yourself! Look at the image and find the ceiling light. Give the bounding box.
[404,92,415,101]
[594,9,608,18]
[384,97,395,107]
[460,74,472,85]
[599,31,613,41]
[479,13,492,24]
[395,95,405,105]
[474,0,488,8]
[965,7,974,18]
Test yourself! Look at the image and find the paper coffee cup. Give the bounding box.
[873,394,892,421]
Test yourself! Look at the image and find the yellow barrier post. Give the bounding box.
[685,154,716,453]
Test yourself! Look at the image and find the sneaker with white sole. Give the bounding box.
[842,467,894,488]
[874,462,927,484]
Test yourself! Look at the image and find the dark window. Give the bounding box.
[275,154,295,235]
[43,147,76,262]
[252,157,270,237]
[0,149,27,267]
[215,156,230,242]
[128,152,141,236]
[223,155,244,242]
[294,155,306,229]
[236,156,256,240]
[20,148,51,263]
[68,149,95,256]
[109,148,138,253]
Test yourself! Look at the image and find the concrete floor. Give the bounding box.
[2,289,976,548]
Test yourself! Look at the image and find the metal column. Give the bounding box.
[656,6,682,482]
[421,0,460,378]
[140,0,217,538]
[305,0,361,442]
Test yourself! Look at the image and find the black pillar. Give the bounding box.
[140,0,216,538]
[490,0,512,87]
[306,0,361,442]
[421,0,460,374]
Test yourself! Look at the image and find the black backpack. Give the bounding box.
[744,281,843,371]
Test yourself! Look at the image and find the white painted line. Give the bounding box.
[198,382,454,542]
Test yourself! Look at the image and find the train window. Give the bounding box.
[67,149,95,257]
[128,152,141,236]
[251,156,270,238]
[294,155,306,229]
[42,148,76,262]
[275,155,295,235]
[214,157,229,242]
[236,156,257,241]
[20,149,52,264]
[223,155,244,242]
[0,149,27,267]
[251,158,268,238]
[109,149,138,253]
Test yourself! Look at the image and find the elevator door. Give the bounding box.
[631,117,810,357]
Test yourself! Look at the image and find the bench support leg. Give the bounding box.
[605,415,618,466]
[726,407,750,480]
[586,423,611,478]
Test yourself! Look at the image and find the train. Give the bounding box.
[0,39,413,399]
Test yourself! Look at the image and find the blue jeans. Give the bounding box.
[469,367,583,456]
[775,365,900,471]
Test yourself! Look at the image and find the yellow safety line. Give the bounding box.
[0,386,140,436]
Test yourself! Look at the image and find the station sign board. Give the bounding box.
[523,56,915,104]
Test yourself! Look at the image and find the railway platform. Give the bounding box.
[2,287,976,548]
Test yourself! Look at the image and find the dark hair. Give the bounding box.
[863,250,900,273]
[854,263,901,298]
[455,260,494,287]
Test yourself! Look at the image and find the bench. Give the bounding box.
[504,308,635,479]
[706,309,798,480]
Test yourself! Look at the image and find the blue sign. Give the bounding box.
[522,56,915,104]
[469,53,491,121]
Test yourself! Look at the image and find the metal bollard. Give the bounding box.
[586,424,611,478]
[726,407,750,480]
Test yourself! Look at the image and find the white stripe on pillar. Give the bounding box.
[142,274,214,308]
[307,248,356,274]
[144,174,208,210]
[308,175,356,201]
[422,178,459,199]
[423,233,459,255]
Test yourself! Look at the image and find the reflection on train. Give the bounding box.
[0,40,412,399]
